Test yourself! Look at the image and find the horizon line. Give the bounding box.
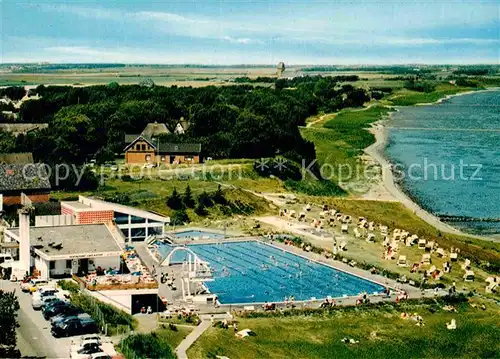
[2,62,499,67]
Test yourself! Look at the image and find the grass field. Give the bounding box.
[155,326,193,349]
[51,176,277,223]
[187,299,500,359]
[0,65,280,87]
[384,84,477,106]
[300,106,392,184]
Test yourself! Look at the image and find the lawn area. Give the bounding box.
[187,300,500,359]
[155,325,193,349]
[300,106,392,183]
[385,84,477,106]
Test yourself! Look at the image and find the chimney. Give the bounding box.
[18,193,32,275]
[18,208,30,275]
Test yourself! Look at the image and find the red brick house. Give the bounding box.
[124,136,201,165]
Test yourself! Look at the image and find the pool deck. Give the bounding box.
[137,237,445,313]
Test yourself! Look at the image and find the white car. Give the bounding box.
[32,295,63,310]
[32,288,59,308]
[69,336,116,359]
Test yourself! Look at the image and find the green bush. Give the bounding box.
[120,333,175,359]
[57,280,80,293]
[284,180,346,196]
[70,293,136,330]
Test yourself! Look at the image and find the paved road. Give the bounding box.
[0,280,73,359]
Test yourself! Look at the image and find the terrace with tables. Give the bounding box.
[75,247,157,291]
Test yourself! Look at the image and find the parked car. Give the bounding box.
[69,336,116,359]
[51,313,91,326]
[21,278,49,293]
[32,295,59,310]
[32,289,62,309]
[33,286,58,298]
[51,317,98,338]
[70,341,103,359]
[43,301,73,319]
[46,305,83,321]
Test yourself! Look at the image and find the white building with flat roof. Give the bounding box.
[60,196,170,242]
[4,223,124,280]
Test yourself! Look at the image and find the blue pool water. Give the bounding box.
[172,230,225,239]
[157,241,384,304]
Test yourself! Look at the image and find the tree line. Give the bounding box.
[0,76,372,166]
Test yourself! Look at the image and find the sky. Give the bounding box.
[1,0,499,65]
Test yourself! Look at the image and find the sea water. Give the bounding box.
[385,90,500,235]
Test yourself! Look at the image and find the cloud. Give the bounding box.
[222,36,262,45]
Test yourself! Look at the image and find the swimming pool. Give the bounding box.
[157,241,385,304]
[171,230,225,240]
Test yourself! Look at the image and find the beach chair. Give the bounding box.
[341,224,348,233]
[425,241,435,252]
[339,241,347,251]
[418,239,426,250]
[379,225,388,235]
[450,252,458,262]
[409,234,419,245]
[443,262,451,273]
[354,228,362,238]
[289,210,296,218]
[436,248,446,258]
[368,222,375,231]
[383,236,390,247]
[426,265,437,277]
[446,319,457,330]
[366,233,375,242]
[463,270,475,282]
[319,211,326,219]
[305,204,312,211]
[461,258,471,270]
[486,282,498,294]
[421,254,431,266]
[397,255,408,267]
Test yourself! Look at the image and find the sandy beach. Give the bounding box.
[363,90,500,243]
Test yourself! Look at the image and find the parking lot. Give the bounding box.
[0,280,73,358]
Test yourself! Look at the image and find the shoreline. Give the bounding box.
[364,90,500,243]
[412,86,500,107]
